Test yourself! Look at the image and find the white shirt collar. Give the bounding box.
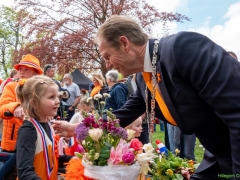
[143,40,153,72]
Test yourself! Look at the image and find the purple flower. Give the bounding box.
[82,115,95,127]
[75,123,89,141]
[110,127,128,140]
[122,152,135,164]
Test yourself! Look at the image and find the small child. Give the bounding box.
[69,97,93,124]
[126,116,143,138]
[16,75,70,180]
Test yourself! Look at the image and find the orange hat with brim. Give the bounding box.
[13,54,43,75]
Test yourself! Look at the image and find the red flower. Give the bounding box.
[129,138,143,151]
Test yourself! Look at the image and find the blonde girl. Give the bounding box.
[126,116,143,138]
[16,75,60,180]
[69,97,94,124]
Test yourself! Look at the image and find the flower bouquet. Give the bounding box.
[148,140,199,180]
[63,94,156,180]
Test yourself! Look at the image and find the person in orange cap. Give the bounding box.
[0,54,43,152]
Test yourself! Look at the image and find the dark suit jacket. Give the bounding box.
[113,31,240,176]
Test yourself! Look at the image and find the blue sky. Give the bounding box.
[177,0,238,28]
[147,0,240,59]
[1,0,240,59]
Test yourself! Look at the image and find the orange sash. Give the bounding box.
[142,72,177,126]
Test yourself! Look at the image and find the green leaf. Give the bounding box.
[74,152,83,159]
[97,158,108,166]
[99,144,111,159]
[175,174,184,180]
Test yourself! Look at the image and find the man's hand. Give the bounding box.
[68,106,74,111]
[13,106,24,118]
[51,120,77,137]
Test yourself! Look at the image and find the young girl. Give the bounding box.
[16,75,61,180]
[69,97,93,124]
[126,115,143,138]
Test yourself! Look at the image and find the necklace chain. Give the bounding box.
[145,39,159,143]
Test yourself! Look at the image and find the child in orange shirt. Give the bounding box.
[16,75,68,180]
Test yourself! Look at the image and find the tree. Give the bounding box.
[0,5,30,78]
[14,0,190,76]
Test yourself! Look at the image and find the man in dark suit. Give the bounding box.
[94,15,240,179]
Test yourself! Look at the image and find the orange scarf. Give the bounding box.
[90,85,102,97]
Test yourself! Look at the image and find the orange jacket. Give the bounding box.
[0,81,22,151]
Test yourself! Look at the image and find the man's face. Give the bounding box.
[63,76,71,86]
[46,68,55,78]
[98,38,133,77]
[18,66,36,79]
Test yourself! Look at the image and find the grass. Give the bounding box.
[151,124,204,163]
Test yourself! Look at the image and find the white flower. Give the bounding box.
[127,129,136,140]
[137,152,157,165]
[94,153,99,160]
[94,94,103,100]
[82,140,86,146]
[89,128,103,141]
[87,97,93,103]
[100,101,105,105]
[83,153,90,161]
[103,93,111,98]
[140,164,150,175]
[143,143,155,154]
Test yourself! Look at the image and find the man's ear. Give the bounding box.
[119,36,129,53]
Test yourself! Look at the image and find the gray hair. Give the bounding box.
[64,73,73,80]
[105,70,118,82]
[94,15,149,50]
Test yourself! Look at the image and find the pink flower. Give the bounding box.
[108,147,122,165]
[129,138,143,151]
[77,144,85,154]
[181,168,192,180]
[108,140,130,165]
[122,152,135,164]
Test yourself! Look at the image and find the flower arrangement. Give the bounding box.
[148,140,199,180]
[63,93,156,180]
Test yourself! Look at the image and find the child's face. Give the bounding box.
[79,104,90,112]
[130,117,143,137]
[39,84,60,120]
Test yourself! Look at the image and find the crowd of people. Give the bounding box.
[0,14,239,180]
[0,53,145,179]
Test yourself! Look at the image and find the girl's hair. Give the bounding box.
[125,116,142,130]
[16,75,56,120]
[79,97,93,107]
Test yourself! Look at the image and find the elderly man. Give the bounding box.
[94,15,240,179]
[61,73,80,121]
[104,70,128,111]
